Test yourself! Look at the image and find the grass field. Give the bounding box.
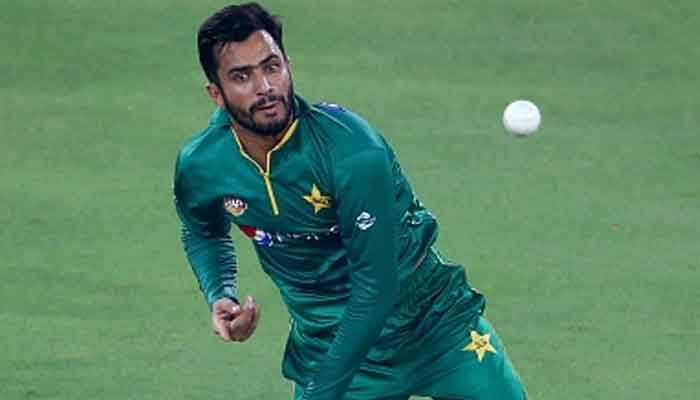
[2,1,699,399]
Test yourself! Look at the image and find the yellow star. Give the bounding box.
[463,330,497,362]
[303,184,331,214]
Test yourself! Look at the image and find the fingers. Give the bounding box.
[248,298,260,336]
[212,297,239,317]
[243,299,261,339]
[229,296,260,341]
[212,296,260,342]
[211,297,242,342]
[213,316,233,341]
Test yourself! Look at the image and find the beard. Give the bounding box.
[223,82,295,137]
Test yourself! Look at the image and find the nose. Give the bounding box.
[255,73,273,96]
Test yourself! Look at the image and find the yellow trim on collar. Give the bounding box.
[231,119,299,215]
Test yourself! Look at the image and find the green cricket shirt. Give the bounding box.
[173,96,484,400]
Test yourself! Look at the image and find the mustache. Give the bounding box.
[250,95,287,113]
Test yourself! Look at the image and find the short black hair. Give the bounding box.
[197,2,285,85]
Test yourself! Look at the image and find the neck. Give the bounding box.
[234,124,287,154]
[232,119,295,171]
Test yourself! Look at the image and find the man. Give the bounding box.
[174,3,527,399]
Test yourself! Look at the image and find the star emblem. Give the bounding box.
[463,330,497,362]
[303,184,331,214]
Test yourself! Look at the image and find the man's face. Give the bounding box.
[208,30,293,136]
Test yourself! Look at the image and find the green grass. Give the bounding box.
[2,1,698,399]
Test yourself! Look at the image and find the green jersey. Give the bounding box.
[174,96,485,400]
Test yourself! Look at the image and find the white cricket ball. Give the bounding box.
[503,100,541,136]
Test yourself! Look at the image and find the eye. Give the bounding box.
[264,62,281,73]
[231,72,249,83]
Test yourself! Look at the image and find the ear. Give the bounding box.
[205,82,225,108]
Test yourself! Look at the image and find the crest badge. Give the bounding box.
[303,184,332,214]
[224,197,248,217]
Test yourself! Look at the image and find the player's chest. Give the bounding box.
[217,154,338,243]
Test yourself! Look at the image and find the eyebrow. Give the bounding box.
[226,54,280,75]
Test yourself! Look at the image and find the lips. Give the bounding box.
[252,97,284,114]
[256,102,278,111]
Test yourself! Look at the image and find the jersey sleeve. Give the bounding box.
[302,147,400,400]
[173,153,239,308]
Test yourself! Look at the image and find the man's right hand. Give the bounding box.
[211,296,261,342]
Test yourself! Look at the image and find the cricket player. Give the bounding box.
[174,3,527,399]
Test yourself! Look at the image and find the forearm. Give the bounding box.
[304,267,398,400]
[181,225,239,308]
[305,147,400,400]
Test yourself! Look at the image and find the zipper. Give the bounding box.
[261,173,280,215]
[231,120,299,216]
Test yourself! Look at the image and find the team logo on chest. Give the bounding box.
[303,184,332,214]
[223,197,248,217]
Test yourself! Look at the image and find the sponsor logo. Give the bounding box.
[303,184,332,214]
[224,197,247,217]
[239,225,275,247]
[283,225,340,242]
[355,211,376,231]
[317,101,347,114]
[237,225,341,247]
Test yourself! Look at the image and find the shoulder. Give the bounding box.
[175,109,231,183]
[307,101,388,157]
[303,101,398,180]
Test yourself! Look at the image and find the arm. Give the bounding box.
[173,162,238,308]
[173,155,260,341]
[178,222,238,308]
[303,149,400,400]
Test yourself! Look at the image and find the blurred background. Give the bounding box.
[1,1,698,399]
